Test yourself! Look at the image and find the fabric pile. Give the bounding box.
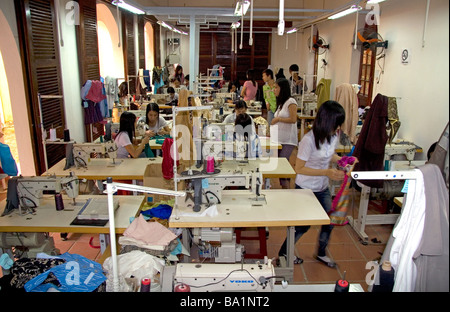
[0,253,106,292]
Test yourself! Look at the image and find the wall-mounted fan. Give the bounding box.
[355,29,388,56]
[308,36,329,55]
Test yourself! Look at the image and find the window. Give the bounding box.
[357,23,378,107]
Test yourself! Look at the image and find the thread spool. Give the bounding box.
[175,284,190,292]
[55,194,64,211]
[206,156,215,173]
[334,271,349,292]
[64,129,70,142]
[373,260,395,292]
[49,128,57,141]
[140,278,151,292]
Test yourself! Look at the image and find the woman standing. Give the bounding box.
[277,100,349,268]
[240,69,258,102]
[270,78,298,189]
[262,68,277,125]
[115,111,150,158]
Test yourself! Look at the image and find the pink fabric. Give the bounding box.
[86,80,106,103]
[123,215,176,246]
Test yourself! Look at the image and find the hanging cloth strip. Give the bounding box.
[386,96,401,144]
[329,156,357,226]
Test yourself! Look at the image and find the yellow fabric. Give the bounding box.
[315,78,332,108]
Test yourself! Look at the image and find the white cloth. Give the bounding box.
[295,131,339,192]
[390,169,426,292]
[271,97,298,146]
[102,250,165,292]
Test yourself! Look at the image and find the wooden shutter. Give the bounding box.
[122,11,136,94]
[76,0,103,142]
[15,0,66,175]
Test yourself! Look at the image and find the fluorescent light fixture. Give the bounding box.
[367,0,386,3]
[234,0,250,16]
[157,21,188,35]
[328,5,362,19]
[286,27,298,34]
[115,0,145,15]
[231,21,241,29]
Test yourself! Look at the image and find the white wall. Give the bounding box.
[281,0,449,159]
[58,0,84,143]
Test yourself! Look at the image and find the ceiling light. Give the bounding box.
[157,21,188,35]
[286,27,298,34]
[328,5,362,20]
[234,0,250,16]
[367,0,386,4]
[114,0,145,15]
[231,21,241,29]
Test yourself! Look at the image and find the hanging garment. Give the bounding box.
[143,69,151,90]
[82,100,103,125]
[353,93,388,188]
[428,122,449,188]
[315,78,332,108]
[335,83,359,144]
[86,80,106,103]
[162,137,177,179]
[386,97,401,144]
[413,164,449,292]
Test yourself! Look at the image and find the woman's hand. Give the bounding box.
[271,117,279,125]
[327,168,345,181]
[145,130,156,137]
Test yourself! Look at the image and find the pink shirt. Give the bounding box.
[243,80,258,101]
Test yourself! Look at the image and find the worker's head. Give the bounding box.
[119,111,137,140]
[262,68,274,82]
[234,100,248,116]
[235,113,253,140]
[313,100,346,149]
[145,103,160,124]
[274,78,291,106]
[167,87,176,98]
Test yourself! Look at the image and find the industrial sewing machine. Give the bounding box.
[16,173,79,210]
[0,174,80,258]
[167,258,278,292]
[72,141,119,168]
[176,161,265,263]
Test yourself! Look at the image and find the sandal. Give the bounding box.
[315,255,336,268]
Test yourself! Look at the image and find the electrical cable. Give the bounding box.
[181,268,265,289]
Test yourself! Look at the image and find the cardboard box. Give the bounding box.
[143,163,185,203]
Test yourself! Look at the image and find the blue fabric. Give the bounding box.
[0,143,18,176]
[140,204,173,220]
[24,253,106,292]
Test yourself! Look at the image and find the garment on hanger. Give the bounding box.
[335,83,359,144]
[412,164,449,292]
[315,78,332,108]
[428,122,449,188]
[386,97,401,144]
[352,93,388,188]
[143,69,151,91]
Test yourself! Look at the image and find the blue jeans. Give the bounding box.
[278,185,334,257]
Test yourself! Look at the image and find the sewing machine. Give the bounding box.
[16,173,79,210]
[170,258,277,292]
[72,141,119,168]
[180,163,265,212]
[384,141,417,165]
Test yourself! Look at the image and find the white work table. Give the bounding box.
[169,189,330,282]
[0,195,144,234]
[43,157,162,181]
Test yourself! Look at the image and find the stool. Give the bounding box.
[235,227,267,259]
